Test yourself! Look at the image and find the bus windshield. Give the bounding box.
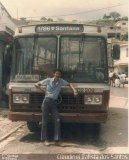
[60,36,108,83]
[11,36,57,81]
[11,35,108,83]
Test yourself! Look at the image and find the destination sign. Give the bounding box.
[35,24,84,33]
[15,75,39,81]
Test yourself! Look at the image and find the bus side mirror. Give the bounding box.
[112,44,120,60]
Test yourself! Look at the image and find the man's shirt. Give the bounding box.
[36,78,68,100]
[109,72,113,78]
[119,74,126,82]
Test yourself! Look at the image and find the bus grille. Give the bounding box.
[30,93,84,105]
[30,93,44,104]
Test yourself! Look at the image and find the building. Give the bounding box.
[106,20,128,40]
[106,20,128,75]
[114,41,128,75]
[0,2,27,37]
[114,20,128,30]
[0,2,17,34]
[0,2,17,104]
[0,2,28,105]
[106,26,121,39]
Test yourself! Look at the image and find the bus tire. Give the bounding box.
[27,121,40,132]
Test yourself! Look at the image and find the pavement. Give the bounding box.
[0,107,25,142]
[123,84,128,88]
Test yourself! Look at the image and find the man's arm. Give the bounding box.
[67,83,78,96]
[35,78,48,93]
[35,83,45,92]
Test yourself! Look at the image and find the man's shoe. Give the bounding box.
[44,140,51,146]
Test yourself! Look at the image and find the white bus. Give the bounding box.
[8,23,110,131]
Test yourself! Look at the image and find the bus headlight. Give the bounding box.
[14,95,20,102]
[84,95,102,105]
[94,96,101,103]
[13,94,29,104]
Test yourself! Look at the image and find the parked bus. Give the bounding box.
[8,23,110,131]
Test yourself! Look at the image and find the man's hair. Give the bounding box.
[53,68,63,74]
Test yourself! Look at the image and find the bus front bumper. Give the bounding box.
[9,111,108,123]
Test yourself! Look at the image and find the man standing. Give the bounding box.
[119,72,126,87]
[109,70,113,86]
[35,69,78,146]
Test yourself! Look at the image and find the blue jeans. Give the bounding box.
[41,97,61,141]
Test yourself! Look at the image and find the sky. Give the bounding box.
[0,0,128,21]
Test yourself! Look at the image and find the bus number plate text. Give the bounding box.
[77,88,95,93]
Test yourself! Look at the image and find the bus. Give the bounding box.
[8,23,110,131]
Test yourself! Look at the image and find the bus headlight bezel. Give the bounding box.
[84,95,102,105]
[13,94,29,104]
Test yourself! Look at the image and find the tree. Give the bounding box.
[121,32,128,41]
[20,17,27,21]
[40,17,47,21]
[121,16,128,21]
[103,14,111,19]
[109,12,121,21]
[47,18,53,22]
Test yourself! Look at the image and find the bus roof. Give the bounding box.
[14,23,107,37]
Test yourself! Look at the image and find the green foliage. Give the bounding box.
[121,16,128,21]
[103,14,111,19]
[87,11,127,26]
[109,12,121,21]
[87,19,116,26]
[96,19,115,26]
[40,17,47,21]
[40,17,54,22]
[20,17,27,21]
[121,32,128,41]
[47,18,53,22]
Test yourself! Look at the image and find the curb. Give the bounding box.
[0,123,26,143]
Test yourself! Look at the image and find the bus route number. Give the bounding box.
[77,88,95,93]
